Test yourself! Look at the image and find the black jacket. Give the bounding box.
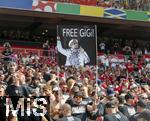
[104,112,129,121]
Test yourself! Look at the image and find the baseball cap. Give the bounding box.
[107,88,115,97]
[74,92,83,98]
[68,39,78,47]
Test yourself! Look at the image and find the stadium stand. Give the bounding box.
[0,1,149,121]
[46,0,150,11]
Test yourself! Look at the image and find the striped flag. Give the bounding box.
[104,8,126,19]
[144,54,150,62]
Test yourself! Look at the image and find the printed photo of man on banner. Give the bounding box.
[57,25,97,67]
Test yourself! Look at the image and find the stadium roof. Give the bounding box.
[0,7,150,39]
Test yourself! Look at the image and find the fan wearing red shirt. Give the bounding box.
[125,61,134,73]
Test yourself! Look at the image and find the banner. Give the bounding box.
[57,25,97,67]
[98,54,125,64]
[0,0,32,9]
[56,3,80,15]
[144,54,150,62]
[32,0,57,12]
[126,10,148,21]
[109,55,125,63]
[80,5,104,17]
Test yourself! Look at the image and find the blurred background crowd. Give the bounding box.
[0,0,149,121]
[43,0,150,11]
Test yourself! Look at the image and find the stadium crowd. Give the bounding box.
[0,40,149,121]
[97,0,150,11]
[44,0,150,11]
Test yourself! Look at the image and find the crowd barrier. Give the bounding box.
[0,47,56,60]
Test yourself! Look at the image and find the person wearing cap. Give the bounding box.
[70,91,89,121]
[104,99,129,121]
[57,103,81,121]
[57,36,90,66]
[106,87,115,97]
[121,93,136,119]
[102,87,116,104]
[65,85,80,106]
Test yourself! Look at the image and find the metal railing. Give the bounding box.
[0,47,57,60]
[0,47,149,63]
